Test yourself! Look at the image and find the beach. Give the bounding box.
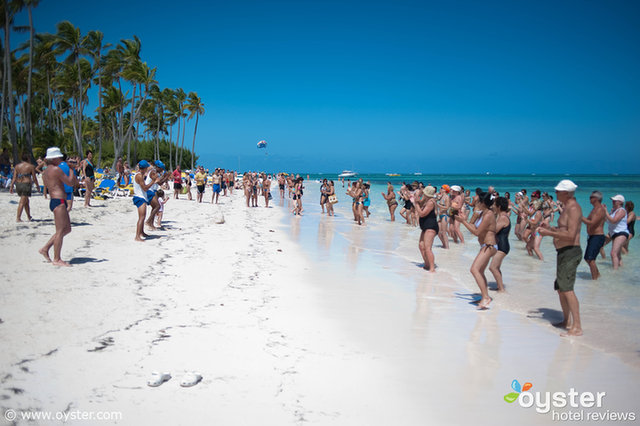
[1,178,639,425]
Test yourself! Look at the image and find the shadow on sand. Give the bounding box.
[69,257,107,265]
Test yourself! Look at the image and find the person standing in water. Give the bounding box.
[457,192,497,310]
[381,182,398,221]
[538,179,583,337]
[412,185,439,272]
[581,190,606,280]
[488,196,511,292]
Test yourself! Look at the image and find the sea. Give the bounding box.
[277,173,640,367]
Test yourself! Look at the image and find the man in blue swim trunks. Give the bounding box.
[581,190,606,279]
[39,147,78,267]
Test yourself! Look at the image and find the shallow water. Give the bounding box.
[284,174,640,365]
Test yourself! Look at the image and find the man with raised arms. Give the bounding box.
[581,190,606,280]
[39,147,78,266]
[538,179,583,336]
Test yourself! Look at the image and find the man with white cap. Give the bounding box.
[603,194,628,270]
[39,147,78,266]
[538,179,583,336]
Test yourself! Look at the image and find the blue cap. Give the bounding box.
[138,160,150,169]
[154,160,165,170]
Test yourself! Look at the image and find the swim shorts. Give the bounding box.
[197,184,205,194]
[133,196,147,208]
[146,190,156,205]
[554,245,582,292]
[174,182,182,190]
[66,192,73,201]
[213,184,220,193]
[584,235,605,261]
[15,182,32,197]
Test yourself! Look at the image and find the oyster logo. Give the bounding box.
[504,379,532,403]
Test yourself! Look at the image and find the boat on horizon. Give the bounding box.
[338,170,357,178]
[386,173,401,177]
[414,172,422,175]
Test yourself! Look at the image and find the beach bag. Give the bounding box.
[328,194,338,204]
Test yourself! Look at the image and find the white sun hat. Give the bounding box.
[554,179,578,192]
[45,147,63,159]
[611,194,625,203]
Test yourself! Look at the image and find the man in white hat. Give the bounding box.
[538,179,583,336]
[39,147,78,267]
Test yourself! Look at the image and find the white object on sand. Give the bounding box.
[147,372,171,387]
[180,372,202,387]
[213,210,225,224]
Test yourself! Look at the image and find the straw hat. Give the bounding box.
[423,185,436,198]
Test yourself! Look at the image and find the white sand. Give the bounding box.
[1,189,639,425]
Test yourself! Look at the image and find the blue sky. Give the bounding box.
[17,0,640,173]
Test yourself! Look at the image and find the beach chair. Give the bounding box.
[94,179,116,199]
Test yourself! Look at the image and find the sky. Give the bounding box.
[13,0,640,173]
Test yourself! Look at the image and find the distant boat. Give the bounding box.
[338,170,357,178]
[386,173,401,177]
[414,172,422,176]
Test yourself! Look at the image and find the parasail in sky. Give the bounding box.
[257,140,267,148]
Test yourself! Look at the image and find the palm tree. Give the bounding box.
[86,30,109,166]
[2,0,22,164]
[54,20,92,156]
[186,91,204,170]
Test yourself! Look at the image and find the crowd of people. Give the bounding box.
[3,148,636,336]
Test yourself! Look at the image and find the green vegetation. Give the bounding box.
[1,1,204,170]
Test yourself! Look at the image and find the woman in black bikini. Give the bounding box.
[488,197,511,292]
[412,185,439,272]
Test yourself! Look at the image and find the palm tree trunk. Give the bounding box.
[0,45,6,146]
[75,54,84,157]
[5,6,19,165]
[25,4,35,162]
[179,113,186,167]
[168,124,173,171]
[190,113,199,170]
[174,114,180,167]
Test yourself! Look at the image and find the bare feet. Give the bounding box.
[52,259,71,267]
[135,237,145,242]
[561,328,583,337]
[552,321,568,329]
[142,232,150,238]
[39,248,52,262]
[145,223,157,230]
[477,298,492,310]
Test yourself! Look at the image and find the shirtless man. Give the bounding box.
[581,190,606,279]
[115,157,124,186]
[262,173,272,207]
[278,174,286,198]
[211,169,222,204]
[39,147,78,267]
[538,180,583,336]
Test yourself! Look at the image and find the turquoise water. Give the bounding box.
[280,174,640,365]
